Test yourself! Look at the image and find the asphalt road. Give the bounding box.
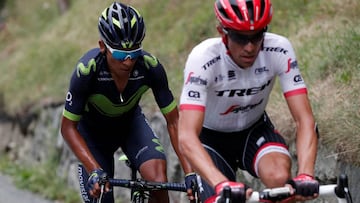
[0,174,54,203]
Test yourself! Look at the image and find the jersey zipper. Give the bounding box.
[119,93,124,103]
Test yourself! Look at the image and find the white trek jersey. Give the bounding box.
[179,33,307,132]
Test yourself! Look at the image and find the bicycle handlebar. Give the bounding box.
[212,174,353,203]
[107,174,352,203]
[108,178,187,192]
[247,184,348,203]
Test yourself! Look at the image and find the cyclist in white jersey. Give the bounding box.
[178,0,319,202]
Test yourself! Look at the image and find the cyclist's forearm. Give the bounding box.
[61,117,101,173]
[180,132,227,187]
[178,110,227,187]
[167,124,193,174]
[64,133,100,172]
[164,108,194,174]
[286,94,318,176]
[296,127,318,176]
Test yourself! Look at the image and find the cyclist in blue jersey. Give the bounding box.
[60,2,192,203]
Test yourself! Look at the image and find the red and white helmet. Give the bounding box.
[214,0,273,31]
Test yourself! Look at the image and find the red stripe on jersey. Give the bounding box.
[179,104,205,112]
[284,88,307,98]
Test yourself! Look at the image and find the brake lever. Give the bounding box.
[97,173,109,203]
[191,180,200,203]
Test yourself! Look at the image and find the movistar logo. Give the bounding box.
[76,58,96,77]
[121,40,133,48]
[152,138,165,153]
[144,55,158,69]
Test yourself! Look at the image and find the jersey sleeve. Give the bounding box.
[146,54,177,115]
[179,47,209,112]
[275,37,307,98]
[63,49,99,121]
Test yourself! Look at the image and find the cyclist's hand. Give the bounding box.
[205,181,250,203]
[287,173,319,201]
[185,172,199,202]
[86,169,110,198]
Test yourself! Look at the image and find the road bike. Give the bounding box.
[208,174,353,203]
[96,154,199,203]
[96,153,352,203]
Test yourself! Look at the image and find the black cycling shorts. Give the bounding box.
[198,112,289,200]
[77,108,166,203]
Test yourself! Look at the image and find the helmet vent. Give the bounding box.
[232,5,244,21]
[246,1,254,22]
[216,1,230,21]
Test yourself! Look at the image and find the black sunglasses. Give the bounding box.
[224,28,266,46]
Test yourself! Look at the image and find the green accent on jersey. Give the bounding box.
[143,55,159,69]
[76,58,96,77]
[87,86,149,117]
[160,100,176,114]
[152,138,165,153]
[155,146,165,153]
[63,109,82,121]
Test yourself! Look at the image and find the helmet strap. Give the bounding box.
[222,34,229,50]
[217,24,230,50]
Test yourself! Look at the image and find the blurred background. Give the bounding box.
[0,0,359,202]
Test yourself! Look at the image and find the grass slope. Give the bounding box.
[0,0,359,176]
[0,0,359,202]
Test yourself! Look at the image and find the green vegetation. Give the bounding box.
[0,152,80,202]
[0,0,359,202]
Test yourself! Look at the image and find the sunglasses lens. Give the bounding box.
[227,30,264,45]
[112,49,142,60]
[105,43,142,60]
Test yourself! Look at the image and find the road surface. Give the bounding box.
[0,174,54,203]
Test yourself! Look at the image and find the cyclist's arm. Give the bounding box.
[148,59,194,174]
[163,108,193,174]
[285,93,318,176]
[178,109,227,187]
[60,116,101,173]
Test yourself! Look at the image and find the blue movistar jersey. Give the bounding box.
[62,48,176,132]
